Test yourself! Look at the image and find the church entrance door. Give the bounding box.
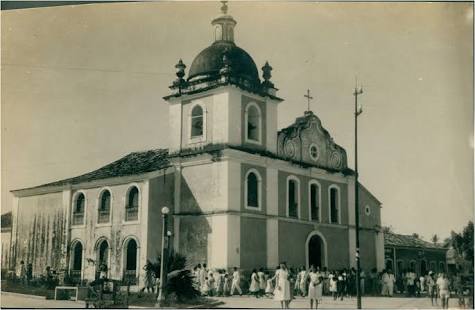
[308,234,324,269]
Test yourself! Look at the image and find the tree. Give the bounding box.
[449,221,474,264]
[431,234,439,244]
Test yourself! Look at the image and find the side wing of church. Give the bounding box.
[9,3,384,288]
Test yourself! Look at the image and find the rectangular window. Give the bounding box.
[310,184,319,221]
[288,180,298,218]
[330,188,339,223]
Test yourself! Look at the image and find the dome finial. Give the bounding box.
[212,0,236,42]
[220,0,228,15]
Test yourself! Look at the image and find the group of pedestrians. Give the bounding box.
[192,264,245,297]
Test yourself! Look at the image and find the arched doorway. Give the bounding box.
[306,232,326,269]
[123,239,138,285]
[70,241,83,284]
[96,239,109,279]
[420,260,427,276]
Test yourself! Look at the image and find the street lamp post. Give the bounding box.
[353,85,363,309]
[156,206,170,307]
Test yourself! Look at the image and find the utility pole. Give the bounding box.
[353,83,363,309]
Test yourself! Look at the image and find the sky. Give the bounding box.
[1,1,473,241]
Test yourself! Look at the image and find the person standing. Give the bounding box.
[307,266,322,309]
[215,270,224,296]
[230,267,243,296]
[360,269,366,295]
[223,273,230,297]
[26,263,33,286]
[427,271,438,306]
[299,266,308,297]
[249,269,260,298]
[437,273,450,309]
[273,263,291,309]
[265,270,275,297]
[329,271,338,300]
[17,261,26,285]
[388,270,396,297]
[381,269,390,296]
[258,268,266,297]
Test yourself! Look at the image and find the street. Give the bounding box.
[1,291,455,309]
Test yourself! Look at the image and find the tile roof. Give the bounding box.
[384,232,446,250]
[18,149,170,191]
[1,212,12,230]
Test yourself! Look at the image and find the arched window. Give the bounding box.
[385,259,394,272]
[95,239,109,280]
[309,181,320,221]
[287,176,300,218]
[123,239,138,285]
[430,261,436,273]
[439,262,445,273]
[329,186,340,224]
[409,260,416,272]
[98,190,111,224]
[72,193,85,225]
[245,170,261,210]
[245,103,261,143]
[191,105,204,138]
[125,186,139,221]
[70,241,83,284]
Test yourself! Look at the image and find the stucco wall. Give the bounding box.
[240,216,267,270]
[277,170,348,224]
[147,174,175,261]
[277,221,313,268]
[386,246,447,276]
[358,186,381,229]
[180,160,228,214]
[1,230,12,270]
[359,229,377,271]
[178,215,211,266]
[69,181,147,283]
[13,192,65,276]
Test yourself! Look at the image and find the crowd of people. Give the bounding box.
[191,263,465,309]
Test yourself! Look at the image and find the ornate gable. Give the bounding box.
[277,111,348,171]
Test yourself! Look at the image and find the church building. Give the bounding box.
[9,2,384,288]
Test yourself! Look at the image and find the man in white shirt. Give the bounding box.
[436,273,450,309]
[230,267,243,296]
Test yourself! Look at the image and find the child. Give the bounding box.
[223,273,230,297]
[216,270,224,297]
[258,268,266,297]
[208,273,216,296]
[330,272,338,300]
[249,269,260,298]
[265,271,274,297]
[202,277,210,296]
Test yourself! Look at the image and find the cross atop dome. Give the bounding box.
[220,0,228,14]
[212,0,236,42]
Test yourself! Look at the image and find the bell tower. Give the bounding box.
[163,1,282,153]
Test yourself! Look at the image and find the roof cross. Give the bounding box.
[304,89,314,112]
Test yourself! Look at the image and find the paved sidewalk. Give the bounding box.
[1,291,86,308]
[213,295,448,309]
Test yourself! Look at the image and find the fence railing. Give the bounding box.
[72,213,84,225]
[125,207,138,222]
[70,270,81,284]
[97,211,110,223]
[123,270,137,285]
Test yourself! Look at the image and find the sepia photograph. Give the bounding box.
[1,0,473,308]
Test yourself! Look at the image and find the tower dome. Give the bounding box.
[187,1,260,87]
[188,41,260,84]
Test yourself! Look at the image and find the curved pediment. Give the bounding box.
[277,111,348,171]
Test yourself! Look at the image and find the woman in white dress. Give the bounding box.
[274,263,291,309]
[308,266,323,309]
[249,269,260,298]
[258,268,266,296]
